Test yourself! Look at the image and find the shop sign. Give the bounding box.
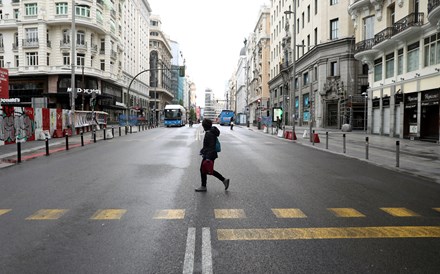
[0,68,9,99]
[67,88,101,95]
[0,98,20,103]
[421,90,439,106]
[405,92,418,109]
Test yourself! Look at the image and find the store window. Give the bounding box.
[407,42,420,72]
[374,57,383,82]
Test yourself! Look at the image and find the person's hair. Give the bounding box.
[202,118,212,130]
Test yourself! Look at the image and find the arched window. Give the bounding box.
[63,29,70,44]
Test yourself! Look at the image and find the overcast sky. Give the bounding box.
[147,0,269,106]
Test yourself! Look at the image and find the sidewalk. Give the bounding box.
[0,125,143,168]
[242,124,440,184]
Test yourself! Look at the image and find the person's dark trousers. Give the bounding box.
[200,159,225,187]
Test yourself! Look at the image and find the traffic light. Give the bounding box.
[179,66,185,77]
[257,99,261,108]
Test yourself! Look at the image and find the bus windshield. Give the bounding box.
[164,109,181,119]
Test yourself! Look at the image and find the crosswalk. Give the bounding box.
[0,207,439,220]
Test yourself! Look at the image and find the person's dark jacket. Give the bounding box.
[200,126,220,160]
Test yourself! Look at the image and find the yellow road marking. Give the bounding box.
[90,209,127,220]
[380,207,420,217]
[26,209,68,220]
[217,226,440,241]
[328,208,366,218]
[153,209,185,219]
[214,209,246,219]
[0,209,12,216]
[272,208,307,218]
[433,208,440,213]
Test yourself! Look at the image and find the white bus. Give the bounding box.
[164,104,186,127]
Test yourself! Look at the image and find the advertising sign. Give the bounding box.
[0,68,9,99]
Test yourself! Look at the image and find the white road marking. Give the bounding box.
[183,227,196,274]
[202,227,213,274]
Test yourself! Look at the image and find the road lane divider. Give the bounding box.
[214,209,246,219]
[90,209,127,220]
[25,209,68,220]
[0,209,12,216]
[272,208,307,218]
[327,208,366,218]
[153,209,185,219]
[217,226,440,241]
[202,227,213,274]
[380,207,420,217]
[183,227,196,274]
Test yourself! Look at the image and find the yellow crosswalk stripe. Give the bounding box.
[153,209,185,219]
[0,209,12,216]
[380,207,420,217]
[214,209,246,219]
[90,209,127,220]
[217,226,440,241]
[272,208,307,218]
[328,208,366,218]
[433,208,440,213]
[25,209,68,220]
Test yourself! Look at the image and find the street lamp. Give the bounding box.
[70,0,76,133]
[362,91,368,132]
[285,1,296,134]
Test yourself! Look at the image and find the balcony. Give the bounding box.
[22,38,39,48]
[110,50,117,60]
[428,0,440,26]
[355,13,424,59]
[60,40,70,49]
[91,44,98,54]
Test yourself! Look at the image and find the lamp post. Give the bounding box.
[70,0,76,133]
[285,1,296,134]
[362,91,368,132]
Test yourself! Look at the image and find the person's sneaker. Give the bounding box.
[195,186,207,192]
[223,179,230,190]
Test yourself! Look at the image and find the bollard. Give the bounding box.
[365,137,369,160]
[343,134,346,154]
[119,126,121,137]
[125,126,128,135]
[130,126,132,134]
[103,128,106,140]
[326,132,329,149]
[396,141,400,167]
[81,132,84,146]
[312,130,315,146]
[139,125,141,132]
[17,142,22,163]
[93,130,96,143]
[45,138,50,156]
[65,133,69,150]
[112,126,115,137]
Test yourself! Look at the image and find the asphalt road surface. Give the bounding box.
[0,124,439,273]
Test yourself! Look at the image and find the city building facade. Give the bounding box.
[0,0,154,124]
[350,0,440,142]
[269,0,366,129]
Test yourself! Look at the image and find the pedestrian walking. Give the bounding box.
[196,118,230,192]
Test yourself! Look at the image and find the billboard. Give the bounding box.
[0,68,9,99]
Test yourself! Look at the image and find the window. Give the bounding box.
[314,66,318,81]
[303,72,309,85]
[302,12,304,28]
[25,3,38,16]
[63,53,70,65]
[397,48,404,75]
[330,0,338,5]
[15,55,19,67]
[14,9,19,19]
[314,28,318,45]
[26,52,38,66]
[330,61,338,76]
[0,34,3,48]
[63,29,70,44]
[330,19,339,40]
[407,42,419,72]
[385,53,394,78]
[25,28,38,43]
[77,54,85,67]
[363,16,375,40]
[77,31,85,45]
[307,5,310,22]
[75,5,90,17]
[374,57,383,82]
[0,56,4,68]
[297,18,300,33]
[100,59,105,71]
[56,2,68,15]
[315,0,318,14]
[424,33,440,67]
[96,9,103,23]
